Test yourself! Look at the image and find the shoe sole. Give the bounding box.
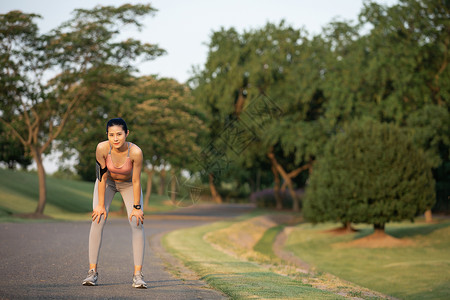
[82,281,97,286]
[132,283,147,289]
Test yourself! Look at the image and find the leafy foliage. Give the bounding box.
[0,123,31,169]
[0,4,164,213]
[304,120,436,228]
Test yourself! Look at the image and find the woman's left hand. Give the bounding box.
[130,208,144,226]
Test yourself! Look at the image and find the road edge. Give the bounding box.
[148,231,228,300]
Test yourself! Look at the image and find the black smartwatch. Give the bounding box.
[133,204,141,210]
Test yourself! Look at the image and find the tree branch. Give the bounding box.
[0,117,28,147]
[40,87,87,153]
[287,163,311,178]
[18,96,34,145]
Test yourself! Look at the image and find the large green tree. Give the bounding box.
[0,5,164,215]
[304,120,435,234]
[191,22,317,210]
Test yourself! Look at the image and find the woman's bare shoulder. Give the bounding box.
[129,143,143,158]
[96,141,110,154]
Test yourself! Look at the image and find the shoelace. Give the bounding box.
[134,273,144,281]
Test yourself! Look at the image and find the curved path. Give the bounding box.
[0,204,255,300]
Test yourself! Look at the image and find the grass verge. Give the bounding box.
[163,215,344,299]
[284,221,450,300]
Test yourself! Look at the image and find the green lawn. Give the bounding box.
[163,218,343,300]
[284,221,450,300]
[164,211,450,299]
[0,168,174,221]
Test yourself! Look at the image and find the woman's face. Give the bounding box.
[107,125,128,150]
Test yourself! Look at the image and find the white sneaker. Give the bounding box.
[82,269,98,286]
[132,271,147,289]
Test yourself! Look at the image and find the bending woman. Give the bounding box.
[82,118,147,288]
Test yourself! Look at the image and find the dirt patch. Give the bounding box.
[204,214,297,255]
[334,231,415,248]
[273,226,310,273]
[322,226,359,235]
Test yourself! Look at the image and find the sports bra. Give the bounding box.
[106,142,133,175]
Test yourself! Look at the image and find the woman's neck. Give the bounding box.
[112,142,128,153]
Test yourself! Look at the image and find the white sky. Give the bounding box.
[1,0,398,84]
[1,0,399,173]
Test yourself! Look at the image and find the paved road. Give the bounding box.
[0,204,255,300]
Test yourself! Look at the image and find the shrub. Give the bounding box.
[304,120,435,231]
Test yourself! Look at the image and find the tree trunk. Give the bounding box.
[143,167,154,210]
[209,173,222,203]
[256,168,261,192]
[424,209,433,223]
[32,147,47,215]
[280,181,288,192]
[158,167,166,195]
[343,221,354,232]
[267,150,299,212]
[271,165,282,210]
[170,168,177,204]
[285,178,299,212]
[373,223,385,235]
[234,88,246,117]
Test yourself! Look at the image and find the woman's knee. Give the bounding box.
[128,219,144,231]
[91,217,107,228]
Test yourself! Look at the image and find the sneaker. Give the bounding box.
[82,269,98,286]
[132,271,147,289]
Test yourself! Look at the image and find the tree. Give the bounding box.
[191,22,314,210]
[0,5,164,215]
[263,34,332,211]
[99,76,206,208]
[304,120,435,234]
[322,0,449,220]
[131,77,206,207]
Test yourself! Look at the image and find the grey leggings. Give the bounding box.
[88,178,145,266]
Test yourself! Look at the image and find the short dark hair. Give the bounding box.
[106,118,128,133]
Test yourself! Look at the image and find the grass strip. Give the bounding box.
[201,214,392,299]
[253,225,284,261]
[163,220,343,299]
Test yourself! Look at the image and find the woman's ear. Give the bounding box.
[126,130,130,137]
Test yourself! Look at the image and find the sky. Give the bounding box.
[1,0,398,173]
[1,0,398,84]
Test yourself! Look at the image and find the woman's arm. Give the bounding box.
[92,142,108,223]
[130,145,144,225]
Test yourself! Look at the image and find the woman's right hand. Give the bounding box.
[92,205,107,223]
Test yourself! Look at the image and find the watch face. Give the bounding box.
[134,205,141,209]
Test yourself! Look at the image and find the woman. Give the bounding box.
[82,118,147,288]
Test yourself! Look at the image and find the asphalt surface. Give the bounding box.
[0,204,255,300]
